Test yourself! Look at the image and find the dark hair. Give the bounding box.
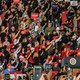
[18,76,22,80]
[77,72,80,77]
[43,75,48,80]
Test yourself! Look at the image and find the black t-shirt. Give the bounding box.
[61,35,70,44]
[52,66,60,72]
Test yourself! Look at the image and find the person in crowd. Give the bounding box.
[0,0,80,79]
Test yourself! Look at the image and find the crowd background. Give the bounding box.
[0,0,80,80]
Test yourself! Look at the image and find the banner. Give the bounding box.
[61,57,80,68]
[10,71,26,79]
[65,0,70,2]
[56,0,63,1]
[13,0,20,4]
[52,4,59,8]
[70,1,78,6]
[31,13,38,19]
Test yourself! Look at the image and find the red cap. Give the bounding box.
[48,57,52,61]
[53,36,57,40]
[53,62,58,66]
[10,49,15,53]
[27,48,30,51]
[60,25,64,29]
[65,45,70,49]
[10,43,14,48]
[20,52,22,55]
[7,63,11,67]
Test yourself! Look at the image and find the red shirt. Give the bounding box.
[75,49,80,57]
[61,10,69,24]
[61,49,68,59]
[35,46,40,53]
[29,57,35,64]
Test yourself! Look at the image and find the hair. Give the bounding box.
[18,76,22,80]
[43,75,48,80]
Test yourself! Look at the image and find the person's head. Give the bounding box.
[35,41,39,46]
[25,6,29,11]
[58,59,62,63]
[56,27,60,32]
[64,47,67,51]
[36,21,41,27]
[58,53,61,57]
[46,40,50,45]
[11,26,15,32]
[40,32,44,37]
[60,25,64,30]
[43,17,47,21]
[48,55,51,59]
[1,26,5,31]
[53,62,58,67]
[55,49,58,53]
[31,34,36,39]
[22,37,27,42]
[4,36,8,41]
[27,0,31,4]
[7,10,10,14]
[7,63,11,69]
[31,47,35,53]
[53,30,56,35]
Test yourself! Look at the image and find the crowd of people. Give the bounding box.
[0,0,80,80]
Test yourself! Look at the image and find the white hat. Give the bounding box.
[31,47,35,51]
[27,44,31,47]
[56,27,60,30]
